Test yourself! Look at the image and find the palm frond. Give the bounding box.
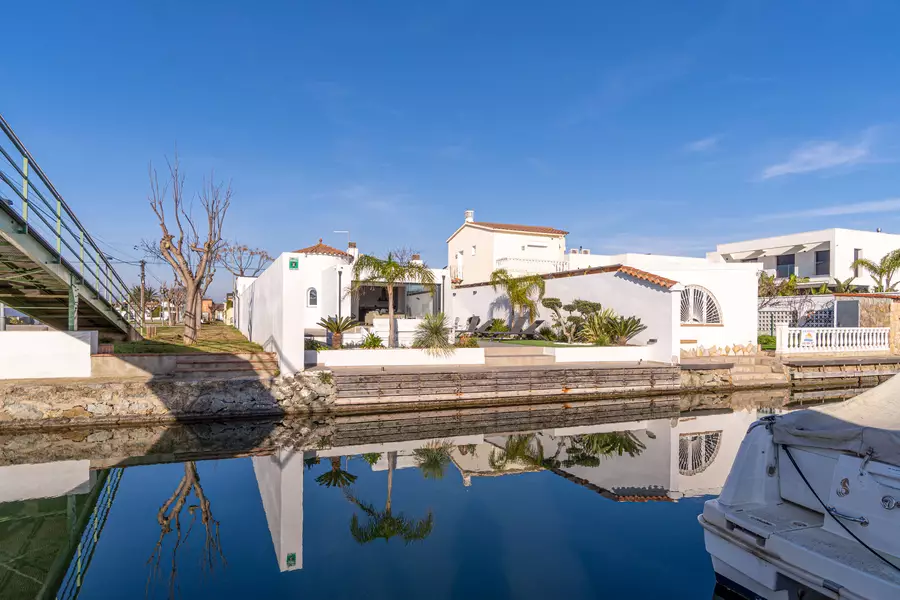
[412,312,454,356]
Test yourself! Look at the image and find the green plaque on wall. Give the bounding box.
[289,257,299,270]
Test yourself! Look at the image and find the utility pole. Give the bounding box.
[140,260,146,334]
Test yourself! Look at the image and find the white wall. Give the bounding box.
[834,228,900,287]
[451,270,680,364]
[317,348,485,368]
[252,449,304,571]
[0,330,96,379]
[447,225,498,284]
[236,254,306,374]
[0,460,95,502]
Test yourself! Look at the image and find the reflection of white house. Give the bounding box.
[446,409,768,501]
[234,239,451,373]
[709,228,900,291]
[253,449,306,572]
[0,460,95,503]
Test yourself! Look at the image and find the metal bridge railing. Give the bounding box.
[54,468,124,600]
[0,113,139,328]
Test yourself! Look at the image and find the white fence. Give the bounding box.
[776,326,890,354]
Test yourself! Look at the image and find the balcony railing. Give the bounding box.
[494,257,569,276]
[776,325,889,354]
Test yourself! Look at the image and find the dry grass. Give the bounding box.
[114,322,264,354]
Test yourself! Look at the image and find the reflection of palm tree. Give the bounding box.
[577,432,647,458]
[413,442,452,479]
[315,456,357,488]
[345,451,433,545]
[362,452,382,466]
[489,434,554,470]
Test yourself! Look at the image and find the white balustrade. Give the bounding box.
[776,325,890,354]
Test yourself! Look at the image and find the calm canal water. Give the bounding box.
[0,388,859,600]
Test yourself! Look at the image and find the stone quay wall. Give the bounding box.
[0,372,337,430]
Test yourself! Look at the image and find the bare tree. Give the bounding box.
[146,462,226,598]
[218,242,273,277]
[147,154,231,344]
[159,281,187,326]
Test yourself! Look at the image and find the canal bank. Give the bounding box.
[0,356,896,429]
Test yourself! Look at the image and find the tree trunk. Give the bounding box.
[194,291,203,336]
[332,331,343,349]
[183,287,199,344]
[386,451,396,513]
[387,285,395,348]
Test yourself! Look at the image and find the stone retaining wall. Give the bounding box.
[0,372,336,429]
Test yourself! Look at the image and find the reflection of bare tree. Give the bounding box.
[146,462,226,598]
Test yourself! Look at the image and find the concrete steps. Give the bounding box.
[482,346,556,367]
[174,352,278,379]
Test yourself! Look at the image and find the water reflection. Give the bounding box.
[0,388,859,599]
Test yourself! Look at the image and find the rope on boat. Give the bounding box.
[780,444,900,574]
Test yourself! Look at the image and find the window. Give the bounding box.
[776,254,795,279]
[307,288,317,307]
[854,248,863,277]
[680,286,722,324]
[471,245,476,256]
[815,250,830,276]
[679,431,722,476]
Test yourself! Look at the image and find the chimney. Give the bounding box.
[464,209,474,223]
[347,241,359,261]
[411,253,423,265]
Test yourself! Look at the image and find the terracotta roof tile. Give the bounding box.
[616,266,679,289]
[293,239,351,258]
[454,264,679,290]
[472,221,569,236]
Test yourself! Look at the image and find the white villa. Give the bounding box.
[234,238,450,373]
[449,210,760,360]
[709,228,900,291]
[447,210,595,284]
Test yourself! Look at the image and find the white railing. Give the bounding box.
[776,325,890,354]
[495,257,568,276]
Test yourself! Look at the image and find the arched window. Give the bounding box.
[679,431,722,476]
[307,288,317,307]
[680,285,722,324]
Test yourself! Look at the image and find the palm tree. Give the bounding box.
[851,251,900,292]
[317,315,359,349]
[832,276,858,293]
[489,268,546,322]
[344,451,434,544]
[574,432,647,458]
[352,252,436,347]
[315,456,358,488]
[604,315,647,345]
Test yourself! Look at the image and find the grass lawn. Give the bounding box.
[114,322,264,354]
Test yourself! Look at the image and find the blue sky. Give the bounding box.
[3,0,900,297]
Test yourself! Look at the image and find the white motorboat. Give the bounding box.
[700,376,900,600]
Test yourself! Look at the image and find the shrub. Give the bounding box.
[413,312,455,356]
[455,334,479,348]
[538,326,557,341]
[305,338,327,351]
[317,371,334,385]
[604,315,647,345]
[488,318,509,333]
[580,313,612,346]
[360,333,385,349]
[758,334,776,349]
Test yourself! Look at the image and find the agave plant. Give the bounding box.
[579,310,615,345]
[412,312,454,356]
[317,315,359,349]
[413,442,453,479]
[604,315,647,346]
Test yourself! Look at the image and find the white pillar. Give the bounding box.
[0,302,6,331]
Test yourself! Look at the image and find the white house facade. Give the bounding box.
[234,239,450,373]
[709,228,900,291]
[447,210,595,285]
